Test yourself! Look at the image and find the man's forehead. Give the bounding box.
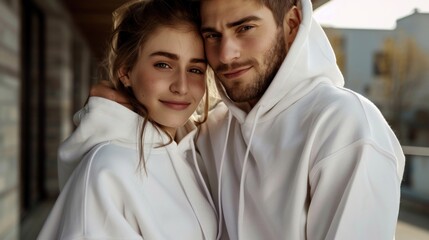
[200,0,265,25]
[200,0,261,8]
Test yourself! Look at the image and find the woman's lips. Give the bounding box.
[160,100,191,110]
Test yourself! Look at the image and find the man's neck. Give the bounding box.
[234,99,259,113]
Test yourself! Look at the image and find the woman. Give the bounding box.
[38,0,217,239]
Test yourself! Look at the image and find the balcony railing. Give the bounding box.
[401,145,429,205]
[403,146,429,157]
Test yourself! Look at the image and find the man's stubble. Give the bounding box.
[215,28,287,104]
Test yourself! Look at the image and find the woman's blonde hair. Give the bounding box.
[101,0,213,171]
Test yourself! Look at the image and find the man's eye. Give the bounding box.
[204,33,221,39]
[238,25,254,33]
[154,63,171,69]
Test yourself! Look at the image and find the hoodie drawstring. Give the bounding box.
[237,105,263,240]
[190,139,218,217]
[216,111,233,240]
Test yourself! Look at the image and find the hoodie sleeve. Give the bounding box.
[39,143,144,240]
[306,93,405,240]
[307,143,402,240]
[57,97,140,190]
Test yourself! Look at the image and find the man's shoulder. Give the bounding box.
[310,84,381,116]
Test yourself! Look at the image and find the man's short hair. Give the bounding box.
[256,0,298,26]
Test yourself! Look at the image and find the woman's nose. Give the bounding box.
[169,71,188,95]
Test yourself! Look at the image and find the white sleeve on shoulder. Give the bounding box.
[40,145,143,240]
[307,141,401,240]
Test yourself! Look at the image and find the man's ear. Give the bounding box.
[118,67,132,87]
[282,6,302,49]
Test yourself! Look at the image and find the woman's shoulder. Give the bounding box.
[80,142,139,180]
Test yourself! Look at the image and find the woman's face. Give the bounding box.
[122,25,207,137]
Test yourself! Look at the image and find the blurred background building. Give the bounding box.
[0,0,428,239]
[322,9,429,239]
[0,0,124,238]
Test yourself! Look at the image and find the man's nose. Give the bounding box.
[218,37,240,64]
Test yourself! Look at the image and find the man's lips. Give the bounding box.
[160,100,191,110]
[222,66,252,79]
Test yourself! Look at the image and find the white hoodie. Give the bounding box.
[38,97,217,240]
[196,0,405,239]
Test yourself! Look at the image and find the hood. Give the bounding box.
[58,97,161,189]
[217,0,344,124]
[58,97,198,190]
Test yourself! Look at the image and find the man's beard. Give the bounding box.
[215,29,287,103]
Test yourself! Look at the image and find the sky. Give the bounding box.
[313,0,429,29]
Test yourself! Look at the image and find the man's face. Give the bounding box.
[201,0,287,105]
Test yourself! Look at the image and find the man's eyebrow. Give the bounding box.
[200,26,218,34]
[150,51,206,64]
[226,16,261,28]
[201,16,262,33]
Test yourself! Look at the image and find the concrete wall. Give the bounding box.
[0,0,20,239]
[44,16,94,198]
[0,0,96,238]
[44,16,75,196]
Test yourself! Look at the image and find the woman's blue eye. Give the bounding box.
[155,63,170,69]
[189,68,204,74]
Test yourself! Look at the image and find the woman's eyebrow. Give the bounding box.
[150,51,206,64]
[150,51,179,60]
[190,58,207,64]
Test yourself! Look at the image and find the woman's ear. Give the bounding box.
[282,5,302,49]
[118,67,132,87]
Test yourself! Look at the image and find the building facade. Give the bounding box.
[0,1,20,239]
[324,10,429,199]
[0,0,96,238]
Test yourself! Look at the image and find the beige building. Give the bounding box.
[323,10,429,230]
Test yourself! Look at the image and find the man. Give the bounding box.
[90,0,404,239]
[194,0,404,239]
